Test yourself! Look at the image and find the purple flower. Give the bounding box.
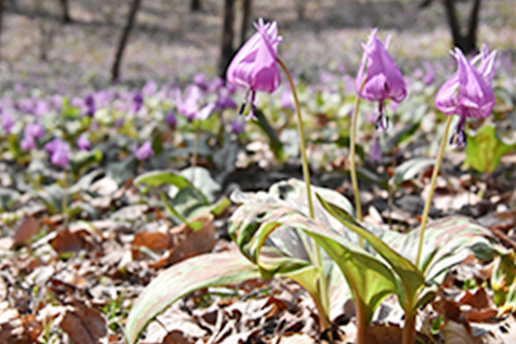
[231,117,246,135]
[435,46,496,147]
[25,123,45,139]
[84,94,96,117]
[226,18,282,118]
[176,86,202,120]
[142,81,158,96]
[193,74,210,91]
[133,92,144,113]
[422,61,435,86]
[356,29,407,130]
[280,90,295,111]
[34,100,49,118]
[215,87,237,110]
[209,77,224,92]
[50,141,70,168]
[77,134,91,151]
[369,137,382,163]
[2,111,14,134]
[21,137,36,150]
[166,112,177,128]
[134,141,154,160]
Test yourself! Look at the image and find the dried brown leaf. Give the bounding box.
[13,216,40,246]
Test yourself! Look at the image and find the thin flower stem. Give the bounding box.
[276,57,330,329]
[62,170,68,229]
[416,115,454,268]
[276,58,315,219]
[350,78,367,248]
[191,121,200,183]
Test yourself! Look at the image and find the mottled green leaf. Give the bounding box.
[316,194,424,310]
[125,251,260,344]
[230,201,396,323]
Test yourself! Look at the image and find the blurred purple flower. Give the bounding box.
[369,137,382,163]
[226,18,282,119]
[435,45,496,147]
[14,83,26,94]
[70,97,84,109]
[34,100,49,118]
[215,87,237,110]
[134,141,154,160]
[356,29,406,130]
[21,137,36,150]
[51,95,63,110]
[46,139,70,168]
[422,61,435,86]
[166,112,177,128]
[142,81,158,96]
[133,92,144,113]
[209,77,224,92]
[115,118,125,128]
[77,134,91,151]
[25,123,45,139]
[84,94,96,117]
[176,86,202,120]
[231,117,246,135]
[193,74,210,91]
[280,90,295,111]
[2,111,14,134]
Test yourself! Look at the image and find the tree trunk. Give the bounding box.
[190,0,201,12]
[0,0,3,61]
[219,0,235,77]
[59,0,72,23]
[239,0,252,45]
[442,0,480,54]
[466,0,482,52]
[111,0,141,82]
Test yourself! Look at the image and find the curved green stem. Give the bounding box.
[350,78,367,248]
[416,115,454,268]
[277,57,330,330]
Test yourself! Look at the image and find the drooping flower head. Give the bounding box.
[134,141,154,161]
[45,139,70,168]
[77,134,91,151]
[84,94,96,117]
[435,45,496,147]
[2,111,14,134]
[166,111,177,129]
[356,29,407,130]
[226,18,282,119]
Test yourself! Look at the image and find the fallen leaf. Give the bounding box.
[59,301,107,344]
[50,228,83,254]
[13,216,40,246]
[443,320,482,344]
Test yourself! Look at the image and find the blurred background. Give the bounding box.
[0,0,514,93]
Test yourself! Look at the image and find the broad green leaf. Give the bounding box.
[391,158,435,189]
[230,201,396,323]
[125,251,260,344]
[316,195,425,310]
[464,124,516,173]
[171,186,210,219]
[381,216,505,283]
[134,170,192,189]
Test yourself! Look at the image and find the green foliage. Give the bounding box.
[124,251,261,344]
[464,124,516,173]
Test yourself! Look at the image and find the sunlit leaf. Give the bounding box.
[464,124,516,173]
[124,251,260,344]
